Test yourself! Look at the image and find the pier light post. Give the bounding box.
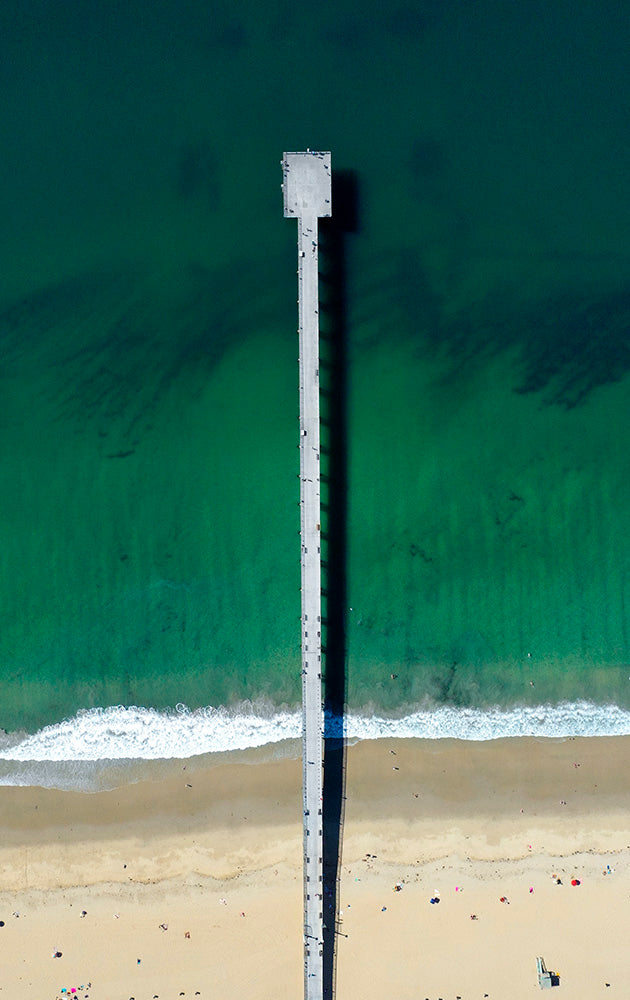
[282,150,331,1000]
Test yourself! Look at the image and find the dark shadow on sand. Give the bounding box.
[319,170,359,1000]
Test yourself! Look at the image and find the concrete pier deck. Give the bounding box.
[282,150,331,1000]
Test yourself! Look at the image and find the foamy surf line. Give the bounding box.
[1,700,630,774]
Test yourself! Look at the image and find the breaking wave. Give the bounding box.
[0,699,629,786]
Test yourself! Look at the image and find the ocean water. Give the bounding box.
[2,0,630,786]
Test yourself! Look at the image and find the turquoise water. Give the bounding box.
[2,0,630,745]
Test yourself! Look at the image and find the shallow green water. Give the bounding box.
[1,0,630,732]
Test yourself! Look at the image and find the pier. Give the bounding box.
[282,149,331,1000]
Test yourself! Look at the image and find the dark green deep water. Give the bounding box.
[2,0,630,732]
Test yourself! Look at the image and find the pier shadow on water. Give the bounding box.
[319,169,359,1000]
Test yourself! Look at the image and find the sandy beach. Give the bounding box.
[1,735,630,999]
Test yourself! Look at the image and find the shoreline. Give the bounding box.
[1,735,630,998]
[3,698,630,793]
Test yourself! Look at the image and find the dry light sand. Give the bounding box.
[1,735,630,999]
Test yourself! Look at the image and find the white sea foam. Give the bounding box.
[0,703,300,763]
[1,700,630,771]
